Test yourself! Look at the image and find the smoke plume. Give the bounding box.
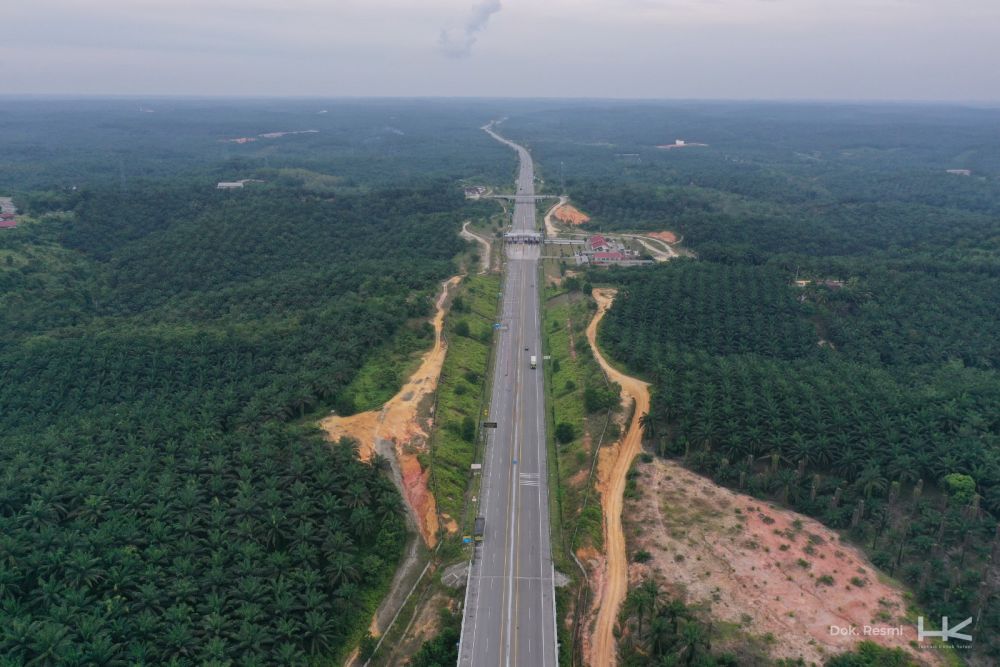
[438,0,502,58]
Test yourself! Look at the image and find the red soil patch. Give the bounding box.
[647,230,677,244]
[625,458,943,666]
[554,204,591,225]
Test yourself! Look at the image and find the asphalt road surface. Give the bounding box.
[458,124,557,667]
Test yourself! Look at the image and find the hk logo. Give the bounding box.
[917,616,973,643]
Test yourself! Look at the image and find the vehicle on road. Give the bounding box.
[473,517,485,542]
[530,355,537,369]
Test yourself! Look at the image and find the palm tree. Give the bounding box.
[675,620,709,666]
[29,621,73,667]
[302,610,337,656]
[639,413,657,441]
[327,552,359,585]
[855,465,889,500]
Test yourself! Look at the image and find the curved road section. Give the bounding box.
[458,123,557,667]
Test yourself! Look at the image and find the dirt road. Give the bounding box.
[321,274,463,547]
[586,288,650,667]
[542,196,568,238]
[625,234,677,262]
[460,221,492,274]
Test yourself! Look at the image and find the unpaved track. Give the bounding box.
[460,221,492,273]
[625,234,677,262]
[586,288,650,667]
[542,196,568,239]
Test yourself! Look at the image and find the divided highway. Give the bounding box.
[458,124,557,667]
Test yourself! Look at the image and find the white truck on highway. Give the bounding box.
[530,355,537,369]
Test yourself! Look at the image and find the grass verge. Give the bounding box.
[429,273,502,531]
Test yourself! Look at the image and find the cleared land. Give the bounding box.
[646,230,677,244]
[624,458,943,666]
[553,203,591,225]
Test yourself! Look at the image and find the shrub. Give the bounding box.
[461,416,476,443]
[555,422,575,444]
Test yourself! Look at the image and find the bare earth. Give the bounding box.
[626,235,677,262]
[320,275,463,547]
[647,230,677,244]
[553,203,591,225]
[626,459,942,666]
[586,288,650,667]
[543,196,568,238]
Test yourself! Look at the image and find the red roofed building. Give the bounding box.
[0,219,16,229]
[592,251,627,263]
[589,234,609,251]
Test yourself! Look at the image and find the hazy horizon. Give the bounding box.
[3,0,998,102]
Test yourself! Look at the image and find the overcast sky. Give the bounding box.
[2,0,998,101]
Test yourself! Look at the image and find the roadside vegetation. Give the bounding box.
[542,274,616,552]
[540,265,626,667]
[428,273,501,532]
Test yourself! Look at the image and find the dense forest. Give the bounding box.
[502,103,1000,664]
[0,103,506,664]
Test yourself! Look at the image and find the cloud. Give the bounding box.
[438,0,502,58]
